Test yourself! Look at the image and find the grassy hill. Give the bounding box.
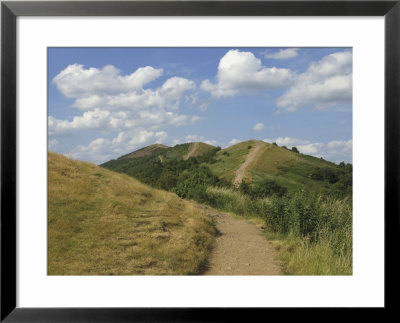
[101,142,220,189]
[101,139,350,197]
[101,140,351,197]
[208,140,342,193]
[98,140,352,275]
[184,142,216,160]
[48,152,217,275]
[118,143,168,159]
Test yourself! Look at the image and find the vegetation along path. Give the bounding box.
[233,142,264,187]
[203,208,283,275]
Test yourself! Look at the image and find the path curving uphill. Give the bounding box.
[184,142,200,160]
[203,209,283,275]
[233,143,264,187]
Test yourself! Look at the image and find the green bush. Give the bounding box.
[252,179,287,198]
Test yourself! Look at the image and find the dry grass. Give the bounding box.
[48,152,216,275]
[266,231,352,275]
[251,142,298,174]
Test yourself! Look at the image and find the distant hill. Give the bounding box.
[184,142,216,160]
[209,139,341,193]
[101,139,351,197]
[118,143,169,159]
[101,142,218,184]
[48,152,216,275]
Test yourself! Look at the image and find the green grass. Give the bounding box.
[248,143,338,194]
[209,140,259,182]
[48,152,217,275]
[202,186,352,275]
[184,142,216,160]
[207,140,341,195]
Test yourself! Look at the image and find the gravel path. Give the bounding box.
[203,210,283,275]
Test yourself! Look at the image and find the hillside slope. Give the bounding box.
[101,139,350,197]
[184,142,216,160]
[208,140,342,193]
[118,143,168,159]
[48,152,216,275]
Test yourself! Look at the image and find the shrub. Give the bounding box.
[310,167,340,184]
[252,179,287,198]
[158,171,178,190]
[172,166,221,202]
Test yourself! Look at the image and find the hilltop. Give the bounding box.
[118,143,169,159]
[101,139,351,196]
[184,142,216,160]
[48,152,216,275]
[209,139,344,193]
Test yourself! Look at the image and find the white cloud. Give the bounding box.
[297,140,352,163]
[49,64,200,136]
[201,49,293,98]
[170,135,218,148]
[276,51,352,111]
[67,130,169,164]
[252,123,265,131]
[68,76,195,111]
[264,48,299,60]
[185,134,205,142]
[53,64,163,99]
[229,139,241,146]
[264,137,352,163]
[48,139,58,151]
[264,136,310,147]
[48,109,111,135]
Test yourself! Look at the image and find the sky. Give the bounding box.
[48,47,352,164]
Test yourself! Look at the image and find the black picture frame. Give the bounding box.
[1,1,399,321]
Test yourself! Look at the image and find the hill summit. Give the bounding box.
[101,139,351,197]
[118,143,169,160]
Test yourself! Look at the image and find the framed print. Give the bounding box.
[1,0,399,321]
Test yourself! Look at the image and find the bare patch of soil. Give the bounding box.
[203,209,283,275]
[233,143,263,187]
[184,142,200,160]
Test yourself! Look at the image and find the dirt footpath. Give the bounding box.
[184,142,200,160]
[233,143,263,187]
[203,210,283,275]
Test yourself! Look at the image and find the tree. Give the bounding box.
[291,146,299,153]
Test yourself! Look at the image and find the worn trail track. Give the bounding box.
[203,208,283,275]
[184,142,200,160]
[233,143,264,187]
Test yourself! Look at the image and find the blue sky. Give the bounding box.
[48,47,352,164]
